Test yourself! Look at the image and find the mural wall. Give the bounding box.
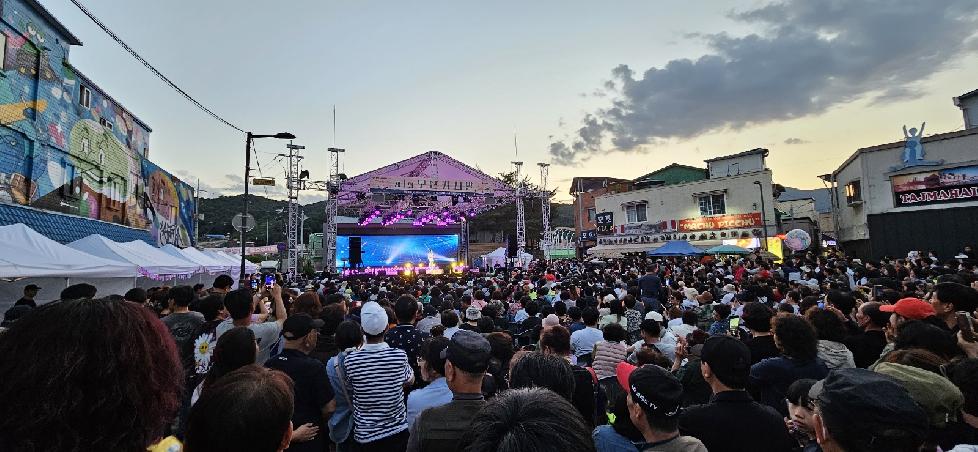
[0,0,194,246]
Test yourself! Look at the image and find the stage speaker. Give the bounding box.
[507,234,517,258]
[349,236,363,265]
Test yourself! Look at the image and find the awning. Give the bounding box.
[586,244,656,257]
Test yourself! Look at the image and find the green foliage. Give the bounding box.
[198,194,323,246]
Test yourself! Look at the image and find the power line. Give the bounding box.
[67,0,245,133]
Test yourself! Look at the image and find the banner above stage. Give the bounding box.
[368,176,495,194]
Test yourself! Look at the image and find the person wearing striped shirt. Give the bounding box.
[343,301,414,451]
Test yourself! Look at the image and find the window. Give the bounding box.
[626,203,647,223]
[81,137,90,156]
[0,35,6,75]
[587,208,596,224]
[845,180,862,205]
[79,86,91,108]
[99,117,113,131]
[698,194,726,216]
[61,161,77,197]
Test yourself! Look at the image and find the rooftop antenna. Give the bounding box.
[332,105,336,147]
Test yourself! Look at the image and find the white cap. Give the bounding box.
[360,301,388,336]
[645,311,664,322]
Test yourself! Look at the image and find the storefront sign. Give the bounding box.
[595,212,614,234]
[891,165,978,207]
[678,212,762,232]
[580,229,598,242]
[619,220,677,235]
[369,176,492,193]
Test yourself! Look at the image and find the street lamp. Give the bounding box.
[241,131,295,284]
[753,181,768,251]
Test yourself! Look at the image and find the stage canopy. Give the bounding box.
[338,151,519,226]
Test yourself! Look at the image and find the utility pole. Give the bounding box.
[282,142,305,281]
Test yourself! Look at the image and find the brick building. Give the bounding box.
[0,0,196,246]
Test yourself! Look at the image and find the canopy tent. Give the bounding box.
[647,240,706,257]
[202,250,259,274]
[178,246,234,274]
[481,247,533,269]
[0,224,139,279]
[67,234,192,279]
[160,244,227,274]
[120,240,201,276]
[705,244,752,255]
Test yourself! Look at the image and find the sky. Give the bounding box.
[41,0,978,203]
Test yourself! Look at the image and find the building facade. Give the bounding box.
[828,92,978,259]
[590,149,779,256]
[0,0,195,246]
[570,176,631,255]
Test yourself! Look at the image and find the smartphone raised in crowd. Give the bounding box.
[264,274,275,287]
[957,312,977,342]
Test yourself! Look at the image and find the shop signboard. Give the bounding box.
[580,229,598,242]
[595,212,614,234]
[891,165,978,207]
[619,220,677,235]
[678,212,762,232]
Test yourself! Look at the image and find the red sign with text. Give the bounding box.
[678,212,762,232]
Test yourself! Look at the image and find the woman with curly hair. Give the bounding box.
[0,298,183,451]
[749,314,828,416]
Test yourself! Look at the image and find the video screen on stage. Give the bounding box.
[336,234,460,268]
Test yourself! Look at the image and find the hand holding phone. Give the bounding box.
[957,312,977,342]
[264,274,275,287]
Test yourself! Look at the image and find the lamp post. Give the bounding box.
[753,180,769,251]
[241,131,295,284]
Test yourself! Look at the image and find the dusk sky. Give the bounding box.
[42,0,978,203]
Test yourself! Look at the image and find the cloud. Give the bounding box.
[551,0,978,164]
[783,137,809,145]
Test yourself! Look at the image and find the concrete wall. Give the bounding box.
[707,153,766,179]
[0,0,195,246]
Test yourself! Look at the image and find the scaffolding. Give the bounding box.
[284,143,305,281]
[324,147,344,274]
[538,163,551,260]
[512,161,526,259]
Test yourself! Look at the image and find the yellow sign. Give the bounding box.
[252,177,276,186]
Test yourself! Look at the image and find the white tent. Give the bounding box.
[202,249,259,274]
[0,224,139,279]
[178,247,233,274]
[480,247,533,269]
[160,244,227,274]
[120,240,202,276]
[68,234,191,279]
[0,225,143,310]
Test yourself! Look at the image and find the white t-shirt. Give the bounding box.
[215,319,282,364]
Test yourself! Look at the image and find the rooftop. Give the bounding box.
[24,0,82,46]
[567,176,631,195]
[703,147,769,163]
[955,87,978,102]
[64,62,153,133]
[831,127,978,177]
[633,163,708,186]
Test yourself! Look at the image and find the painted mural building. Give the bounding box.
[825,90,978,259]
[0,0,195,246]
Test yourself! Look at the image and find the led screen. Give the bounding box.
[336,234,459,267]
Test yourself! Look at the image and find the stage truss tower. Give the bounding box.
[325,147,344,274]
[284,143,305,281]
[512,161,526,258]
[538,163,551,260]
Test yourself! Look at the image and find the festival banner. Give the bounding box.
[891,165,978,207]
[595,212,614,234]
[678,212,762,232]
[369,176,492,193]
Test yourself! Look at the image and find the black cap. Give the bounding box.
[700,336,751,389]
[441,329,491,373]
[809,368,928,442]
[25,284,40,291]
[628,364,683,417]
[282,314,324,340]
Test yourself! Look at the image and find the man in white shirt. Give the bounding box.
[570,307,603,365]
[216,284,286,364]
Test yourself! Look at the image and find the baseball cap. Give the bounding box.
[722,284,737,293]
[879,297,935,320]
[617,362,682,417]
[700,336,751,389]
[644,311,664,322]
[441,329,491,373]
[808,368,928,442]
[360,301,389,336]
[465,306,482,321]
[25,284,40,291]
[282,313,325,340]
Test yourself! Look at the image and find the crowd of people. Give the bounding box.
[2,246,978,452]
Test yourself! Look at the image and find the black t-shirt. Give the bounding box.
[265,349,335,428]
[637,274,662,299]
[14,298,35,308]
[845,329,888,368]
[743,335,780,366]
